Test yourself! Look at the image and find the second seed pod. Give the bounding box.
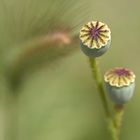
[104,67,136,104]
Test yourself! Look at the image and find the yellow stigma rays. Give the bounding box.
[79,21,111,49]
[104,68,135,87]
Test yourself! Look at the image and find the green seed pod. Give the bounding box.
[104,67,136,104]
[79,21,111,57]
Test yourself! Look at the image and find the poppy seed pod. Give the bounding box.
[104,67,136,104]
[79,21,111,57]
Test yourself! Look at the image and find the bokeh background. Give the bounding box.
[0,0,139,140]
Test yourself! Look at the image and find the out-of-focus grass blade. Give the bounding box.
[0,0,94,87]
[0,0,93,50]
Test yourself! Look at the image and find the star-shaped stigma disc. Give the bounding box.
[79,21,111,49]
[104,67,135,87]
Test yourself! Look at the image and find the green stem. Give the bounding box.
[109,104,124,140]
[89,57,110,117]
[89,57,125,140]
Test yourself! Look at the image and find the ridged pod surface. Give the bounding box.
[79,21,111,57]
[104,67,135,104]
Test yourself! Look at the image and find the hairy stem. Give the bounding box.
[89,57,125,140]
[110,104,124,140]
[89,57,110,117]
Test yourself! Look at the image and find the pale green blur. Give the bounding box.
[0,0,139,140]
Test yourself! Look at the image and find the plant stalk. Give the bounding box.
[89,57,125,140]
[110,104,124,140]
[89,57,110,117]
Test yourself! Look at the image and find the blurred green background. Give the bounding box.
[0,0,140,140]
